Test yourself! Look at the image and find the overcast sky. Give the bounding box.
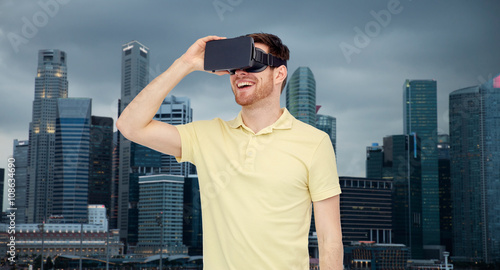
[1,0,499,193]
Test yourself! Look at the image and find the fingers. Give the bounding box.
[199,35,226,42]
[202,36,228,76]
[213,70,230,76]
[194,36,227,49]
[182,35,229,74]
[203,70,230,76]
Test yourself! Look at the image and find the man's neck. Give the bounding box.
[241,103,283,134]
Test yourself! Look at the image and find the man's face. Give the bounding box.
[229,43,275,107]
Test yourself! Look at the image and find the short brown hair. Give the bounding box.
[246,33,290,92]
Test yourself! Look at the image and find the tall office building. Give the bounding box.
[316,114,336,154]
[110,131,119,229]
[183,175,203,256]
[52,98,91,223]
[437,134,452,254]
[403,79,440,246]
[89,116,114,215]
[136,174,187,255]
[27,49,68,223]
[13,139,29,223]
[366,143,384,178]
[365,134,423,258]
[126,142,162,248]
[387,134,423,259]
[339,176,392,244]
[0,168,3,212]
[110,101,121,229]
[286,67,316,126]
[449,74,500,263]
[118,41,152,248]
[155,96,194,176]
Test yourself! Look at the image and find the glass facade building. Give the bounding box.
[437,134,452,254]
[386,134,423,259]
[366,135,423,258]
[339,177,393,244]
[89,116,114,216]
[0,168,3,212]
[13,139,29,223]
[126,143,162,246]
[137,174,187,255]
[449,74,500,263]
[27,49,68,223]
[53,98,92,223]
[366,143,384,179]
[403,79,440,246]
[154,96,194,176]
[183,175,203,256]
[286,67,316,127]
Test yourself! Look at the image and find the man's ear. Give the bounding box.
[274,65,287,86]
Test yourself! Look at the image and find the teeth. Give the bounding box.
[237,82,254,88]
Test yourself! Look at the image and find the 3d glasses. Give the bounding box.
[204,36,287,75]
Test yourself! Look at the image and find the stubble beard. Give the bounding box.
[233,76,274,107]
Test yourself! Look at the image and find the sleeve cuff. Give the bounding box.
[175,124,191,164]
[311,186,342,202]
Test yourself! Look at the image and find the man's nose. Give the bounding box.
[233,69,248,75]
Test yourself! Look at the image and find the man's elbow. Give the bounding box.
[116,117,135,139]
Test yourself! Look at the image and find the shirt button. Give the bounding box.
[247,150,254,157]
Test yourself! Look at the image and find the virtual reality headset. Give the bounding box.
[204,36,287,75]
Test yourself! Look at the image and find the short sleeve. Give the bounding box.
[175,123,197,165]
[308,135,341,202]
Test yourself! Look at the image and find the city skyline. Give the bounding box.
[1,1,500,195]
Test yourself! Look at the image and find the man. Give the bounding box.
[117,33,342,269]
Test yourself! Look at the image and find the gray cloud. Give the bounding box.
[1,0,499,180]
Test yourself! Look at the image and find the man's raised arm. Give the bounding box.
[116,36,227,157]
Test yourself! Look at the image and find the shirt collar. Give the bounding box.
[227,108,294,134]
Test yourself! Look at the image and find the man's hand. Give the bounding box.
[180,35,229,75]
[117,35,229,158]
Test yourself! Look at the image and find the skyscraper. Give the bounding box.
[136,174,187,255]
[183,175,202,256]
[89,116,114,215]
[449,74,500,263]
[437,134,452,254]
[365,134,423,258]
[110,102,121,230]
[366,143,384,178]
[0,168,4,213]
[27,49,68,223]
[155,96,194,176]
[13,139,29,223]
[286,67,316,126]
[403,79,440,246]
[52,98,91,223]
[118,40,151,248]
[385,134,423,259]
[126,142,162,247]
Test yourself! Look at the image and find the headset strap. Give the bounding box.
[254,49,287,68]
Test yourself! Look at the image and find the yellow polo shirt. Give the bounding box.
[176,108,341,269]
